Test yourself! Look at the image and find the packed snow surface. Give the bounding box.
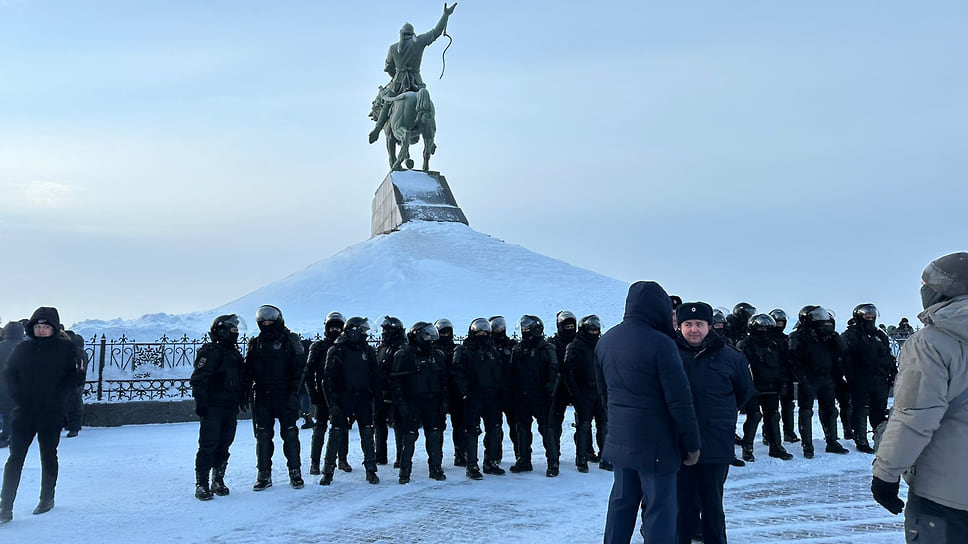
[72,221,630,340]
[1,410,903,543]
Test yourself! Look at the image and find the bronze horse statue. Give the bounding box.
[369,86,437,171]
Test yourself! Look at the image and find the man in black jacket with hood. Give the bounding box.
[0,307,83,524]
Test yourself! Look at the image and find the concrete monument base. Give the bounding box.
[371,170,469,237]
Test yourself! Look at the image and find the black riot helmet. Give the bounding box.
[468,318,491,335]
[518,315,544,339]
[409,321,439,350]
[255,305,283,326]
[343,317,370,343]
[434,318,454,334]
[768,309,788,328]
[853,303,879,321]
[488,316,507,335]
[748,313,777,333]
[578,315,602,339]
[380,315,405,341]
[556,310,577,329]
[324,311,345,340]
[712,309,727,328]
[211,314,241,343]
[732,302,756,322]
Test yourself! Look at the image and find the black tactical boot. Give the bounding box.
[730,456,746,467]
[211,465,230,496]
[741,446,755,462]
[465,465,484,481]
[365,470,380,484]
[0,508,11,524]
[769,447,794,461]
[252,470,272,491]
[32,498,55,515]
[803,446,815,459]
[855,441,875,454]
[482,460,506,475]
[195,471,214,501]
[338,459,353,473]
[398,467,411,485]
[825,440,849,454]
[429,467,447,481]
[509,459,533,473]
[289,468,304,489]
[577,462,589,473]
[784,432,800,443]
[598,460,614,471]
[546,462,559,478]
[454,450,467,467]
[319,472,334,486]
[309,462,321,476]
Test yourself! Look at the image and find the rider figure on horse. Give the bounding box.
[369,3,456,145]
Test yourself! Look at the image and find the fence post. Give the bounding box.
[97,334,107,401]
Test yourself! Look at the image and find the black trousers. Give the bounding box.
[463,392,503,466]
[251,391,301,472]
[195,405,239,474]
[676,463,730,544]
[513,389,557,463]
[324,393,376,474]
[0,423,61,510]
[850,378,891,444]
[906,492,968,543]
[798,376,838,449]
[398,397,446,472]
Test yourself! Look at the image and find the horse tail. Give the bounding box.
[416,88,434,116]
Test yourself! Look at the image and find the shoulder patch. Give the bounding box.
[196,357,207,369]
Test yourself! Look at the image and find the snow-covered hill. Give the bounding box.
[72,221,630,339]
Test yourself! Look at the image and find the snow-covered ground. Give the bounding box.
[0,408,903,543]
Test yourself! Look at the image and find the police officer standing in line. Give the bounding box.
[305,311,346,476]
[320,317,381,485]
[453,318,506,480]
[789,306,849,458]
[563,314,610,472]
[508,315,560,477]
[245,305,306,491]
[433,318,464,467]
[724,302,756,345]
[842,303,896,453]
[490,315,519,464]
[737,314,794,461]
[375,316,407,468]
[549,311,580,469]
[191,314,246,500]
[391,322,448,483]
[768,309,800,444]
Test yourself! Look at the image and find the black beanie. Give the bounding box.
[922,252,968,299]
[677,302,713,325]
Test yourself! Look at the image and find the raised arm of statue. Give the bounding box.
[417,3,456,45]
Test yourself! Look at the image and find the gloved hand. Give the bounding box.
[683,450,700,466]
[329,406,344,424]
[871,476,904,515]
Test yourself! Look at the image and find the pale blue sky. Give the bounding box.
[1,1,965,328]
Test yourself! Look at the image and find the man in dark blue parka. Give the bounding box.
[596,281,701,544]
[675,302,754,544]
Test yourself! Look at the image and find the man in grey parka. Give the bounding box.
[872,251,968,542]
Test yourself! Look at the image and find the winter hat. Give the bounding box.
[677,302,713,325]
[922,252,968,299]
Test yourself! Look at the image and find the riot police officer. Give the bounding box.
[305,311,345,475]
[320,317,380,485]
[392,322,448,483]
[191,314,246,500]
[789,306,849,458]
[508,315,559,476]
[563,315,609,472]
[244,305,305,491]
[843,303,896,453]
[490,315,519,463]
[737,314,794,461]
[375,316,407,467]
[453,318,505,479]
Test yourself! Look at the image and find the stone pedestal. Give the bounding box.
[371,170,469,237]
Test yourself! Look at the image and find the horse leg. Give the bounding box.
[393,132,410,170]
[385,130,397,168]
[422,136,434,171]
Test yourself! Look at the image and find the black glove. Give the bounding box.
[871,476,904,515]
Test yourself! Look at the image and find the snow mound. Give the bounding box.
[72,221,630,339]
